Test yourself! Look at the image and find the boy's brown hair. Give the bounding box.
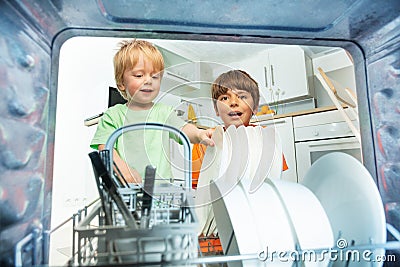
[211,69,260,110]
[113,39,164,100]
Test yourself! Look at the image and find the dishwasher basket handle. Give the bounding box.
[104,122,192,190]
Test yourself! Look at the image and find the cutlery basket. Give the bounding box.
[71,123,199,266]
[72,197,198,266]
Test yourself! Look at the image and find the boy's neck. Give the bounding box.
[126,102,154,111]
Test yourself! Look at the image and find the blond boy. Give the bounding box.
[91,39,213,183]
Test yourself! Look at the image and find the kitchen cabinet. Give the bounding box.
[312,49,353,73]
[293,108,358,141]
[230,45,314,106]
[293,109,361,182]
[157,46,201,96]
[265,45,314,104]
[256,117,297,183]
[157,46,196,80]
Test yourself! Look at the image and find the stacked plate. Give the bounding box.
[302,152,386,267]
[194,126,386,267]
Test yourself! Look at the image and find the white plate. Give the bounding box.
[269,127,283,181]
[240,126,263,190]
[244,180,296,253]
[213,177,296,266]
[211,178,262,257]
[268,179,334,267]
[210,126,263,261]
[194,126,224,235]
[249,126,275,193]
[218,126,242,194]
[302,152,386,267]
[249,126,283,193]
[236,126,250,183]
[204,126,240,236]
[219,125,233,179]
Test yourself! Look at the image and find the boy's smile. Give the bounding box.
[119,53,161,110]
[139,88,154,93]
[228,111,243,118]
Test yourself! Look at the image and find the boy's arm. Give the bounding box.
[181,123,214,146]
[98,144,142,184]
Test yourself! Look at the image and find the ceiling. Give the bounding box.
[150,39,342,98]
[150,39,340,63]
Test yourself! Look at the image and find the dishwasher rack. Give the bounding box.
[69,207,400,267]
[71,123,199,266]
[71,200,198,266]
[67,123,400,266]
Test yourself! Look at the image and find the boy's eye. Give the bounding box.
[220,96,228,101]
[239,95,247,99]
[152,74,160,79]
[134,74,143,78]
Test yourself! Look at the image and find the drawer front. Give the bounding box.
[294,121,354,141]
[293,108,357,128]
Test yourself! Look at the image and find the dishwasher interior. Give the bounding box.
[0,0,400,266]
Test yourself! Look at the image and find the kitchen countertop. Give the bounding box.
[250,105,341,123]
[195,106,342,129]
[84,105,343,128]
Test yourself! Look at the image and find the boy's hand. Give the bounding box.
[199,128,215,146]
[182,124,214,146]
[117,165,143,184]
[99,145,143,184]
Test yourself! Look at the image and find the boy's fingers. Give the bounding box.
[201,137,215,146]
[205,129,214,138]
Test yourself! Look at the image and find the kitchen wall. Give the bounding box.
[52,37,115,228]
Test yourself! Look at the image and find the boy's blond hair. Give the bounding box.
[211,70,260,110]
[114,39,164,100]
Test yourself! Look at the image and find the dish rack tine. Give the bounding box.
[88,151,137,229]
[139,165,156,229]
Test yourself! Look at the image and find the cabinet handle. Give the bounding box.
[270,65,275,86]
[259,118,288,126]
[264,66,268,87]
[308,139,358,148]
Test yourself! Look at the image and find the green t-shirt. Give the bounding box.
[90,103,186,180]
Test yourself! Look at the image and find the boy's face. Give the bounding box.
[118,53,161,109]
[215,89,257,128]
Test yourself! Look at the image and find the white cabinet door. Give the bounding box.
[264,45,311,104]
[257,117,297,182]
[312,49,353,73]
[229,51,270,97]
[158,46,201,95]
[230,45,312,106]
